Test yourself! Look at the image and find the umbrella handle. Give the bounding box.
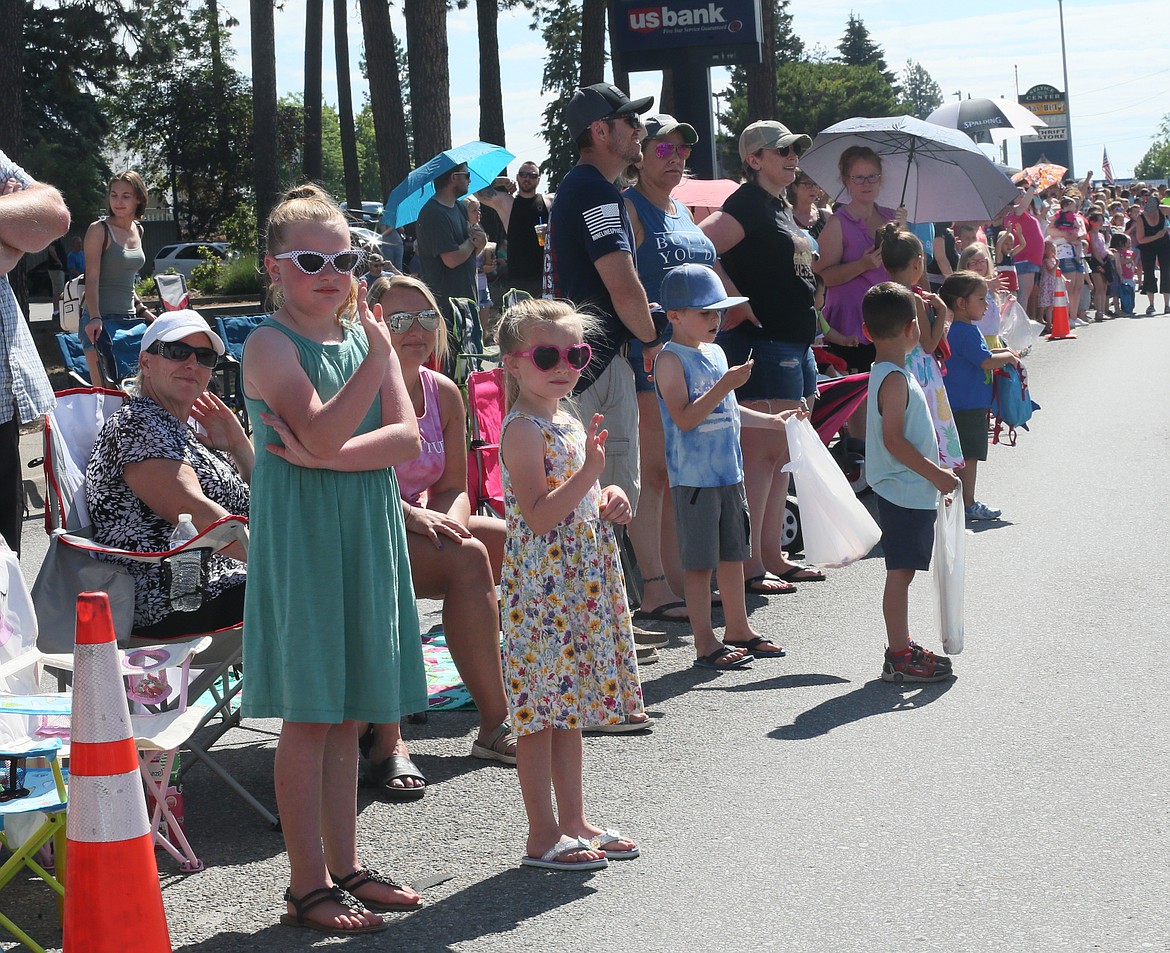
[899,138,914,211]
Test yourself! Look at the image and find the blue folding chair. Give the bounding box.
[54,333,91,386]
[214,315,267,431]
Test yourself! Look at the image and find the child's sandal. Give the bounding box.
[279,884,388,934]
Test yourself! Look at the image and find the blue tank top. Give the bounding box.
[623,187,717,301]
[655,341,742,488]
[865,362,940,510]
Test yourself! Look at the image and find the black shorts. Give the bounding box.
[953,408,990,462]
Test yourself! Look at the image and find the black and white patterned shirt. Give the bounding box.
[85,396,249,628]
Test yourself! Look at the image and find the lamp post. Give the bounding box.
[1057,0,1075,177]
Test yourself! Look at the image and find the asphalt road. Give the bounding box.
[4,310,1168,953]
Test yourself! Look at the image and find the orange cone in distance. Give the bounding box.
[1047,268,1076,340]
[63,592,172,953]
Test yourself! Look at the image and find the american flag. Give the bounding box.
[1102,148,1115,185]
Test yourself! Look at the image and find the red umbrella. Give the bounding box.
[671,177,741,211]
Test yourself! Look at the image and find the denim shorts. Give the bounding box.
[1057,256,1084,274]
[78,309,133,354]
[1014,260,1040,276]
[716,331,817,402]
[877,495,936,571]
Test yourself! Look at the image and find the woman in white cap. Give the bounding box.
[699,120,827,595]
[86,309,252,638]
[622,113,718,622]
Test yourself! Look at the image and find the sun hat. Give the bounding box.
[738,120,813,161]
[140,310,226,356]
[660,264,748,312]
[567,83,654,139]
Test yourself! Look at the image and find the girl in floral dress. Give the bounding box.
[877,226,965,469]
[497,298,646,872]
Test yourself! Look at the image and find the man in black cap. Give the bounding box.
[549,82,663,516]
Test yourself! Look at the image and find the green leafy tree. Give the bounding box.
[1135,115,1170,180]
[536,0,581,190]
[835,13,896,89]
[896,60,943,120]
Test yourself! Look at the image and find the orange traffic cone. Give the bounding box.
[1047,268,1076,340]
[63,592,172,953]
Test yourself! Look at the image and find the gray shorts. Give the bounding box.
[567,356,641,512]
[671,483,751,571]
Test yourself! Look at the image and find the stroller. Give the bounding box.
[782,372,870,554]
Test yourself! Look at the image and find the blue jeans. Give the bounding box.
[716,330,817,402]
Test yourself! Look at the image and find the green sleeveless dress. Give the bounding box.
[241,318,427,723]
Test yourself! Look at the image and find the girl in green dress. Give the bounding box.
[242,184,426,935]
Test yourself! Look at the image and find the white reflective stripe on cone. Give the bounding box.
[70,641,135,744]
[67,770,152,843]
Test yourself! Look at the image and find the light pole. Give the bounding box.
[1057,0,1075,177]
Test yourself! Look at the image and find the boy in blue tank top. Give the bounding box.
[862,282,960,683]
[653,264,803,671]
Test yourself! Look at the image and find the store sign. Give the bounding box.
[610,0,761,67]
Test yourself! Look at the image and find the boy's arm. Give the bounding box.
[979,347,1020,372]
[878,373,958,495]
[655,350,753,432]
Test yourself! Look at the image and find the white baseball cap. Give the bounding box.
[140,310,226,356]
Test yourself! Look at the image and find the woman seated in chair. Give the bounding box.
[363,275,512,797]
[86,310,252,638]
[267,275,513,798]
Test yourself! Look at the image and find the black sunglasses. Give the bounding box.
[147,340,219,368]
[774,144,804,157]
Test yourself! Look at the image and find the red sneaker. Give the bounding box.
[882,644,954,683]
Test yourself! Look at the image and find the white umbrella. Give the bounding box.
[925,98,1044,141]
[799,115,1020,223]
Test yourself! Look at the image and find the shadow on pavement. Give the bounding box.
[966,519,1015,534]
[768,676,955,740]
[705,672,850,693]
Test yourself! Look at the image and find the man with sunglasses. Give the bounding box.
[549,83,663,517]
[416,162,488,330]
[477,161,553,299]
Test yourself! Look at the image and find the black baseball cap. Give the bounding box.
[567,83,654,139]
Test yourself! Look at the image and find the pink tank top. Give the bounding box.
[823,205,893,340]
[395,367,446,505]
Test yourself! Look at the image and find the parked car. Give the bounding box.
[340,201,385,225]
[152,242,230,279]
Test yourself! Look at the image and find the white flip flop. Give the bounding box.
[520,837,609,872]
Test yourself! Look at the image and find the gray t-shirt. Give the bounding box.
[416,197,475,323]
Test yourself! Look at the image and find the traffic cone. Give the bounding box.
[1047,268,1076,340]
[63,592,172,953]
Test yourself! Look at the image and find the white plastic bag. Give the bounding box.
[999,295,1044,355]
[782,416,881,568]
[933,491,966,654]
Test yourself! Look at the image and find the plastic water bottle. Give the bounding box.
[168,514,204,612]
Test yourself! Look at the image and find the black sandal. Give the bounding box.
[331,867,422,912]
[279,885,388,934]
[365,753,428,801]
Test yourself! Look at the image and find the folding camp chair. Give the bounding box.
[465,367,506,518]
[153,271,190,312]
[0,540,68,953]
[54,332,91,386]
[448,297,500,383]
[214,314,267,431]
[31,387,278,829]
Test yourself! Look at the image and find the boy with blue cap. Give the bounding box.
[653,264,805,670]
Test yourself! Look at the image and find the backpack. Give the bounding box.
[990,363,1039,446]
[60,274,85,332]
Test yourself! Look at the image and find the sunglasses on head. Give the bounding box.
[654,142,693,160]
[147,340,219,369]
[274,249,366,274]
[386,309,443,334]
[513,343,593,371]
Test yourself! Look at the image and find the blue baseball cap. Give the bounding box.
[659,264,748,312]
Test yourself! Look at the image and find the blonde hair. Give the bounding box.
[265,183,354,324]
[108,170,149,219]
[367,274,449,365]
[496,298,599,408]
[958,241,993,274]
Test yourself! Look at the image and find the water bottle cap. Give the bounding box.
[178,514,192,523]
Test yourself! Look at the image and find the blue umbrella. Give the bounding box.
[383,141,515,228]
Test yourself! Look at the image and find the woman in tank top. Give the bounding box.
[81,170,156,387]
[621,113,718,620]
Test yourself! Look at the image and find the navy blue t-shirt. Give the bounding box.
[549,163,637,393]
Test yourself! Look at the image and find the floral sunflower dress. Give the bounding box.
[903,298,965,469]
[499,411,645,735]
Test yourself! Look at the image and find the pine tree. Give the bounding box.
[537,1,582,190]
[896,60,943,120]
[835,13,896,89]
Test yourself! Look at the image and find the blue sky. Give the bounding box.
[225,0,1170,190]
